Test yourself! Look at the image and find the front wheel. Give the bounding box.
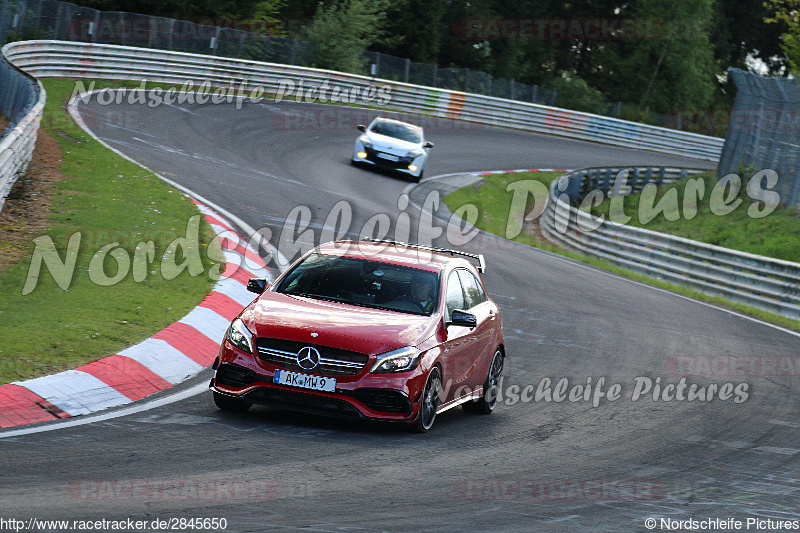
[213,391,252,412]
[463,348,503,414]
[411,367,442,433]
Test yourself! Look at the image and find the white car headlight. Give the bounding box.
[371,346,422,373]
[359,136,373,149]
[407,149,424,158]
[227,318,254,354]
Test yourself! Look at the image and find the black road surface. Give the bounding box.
[2,97,798,532]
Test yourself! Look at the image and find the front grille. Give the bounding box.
[215,363,261,388]
[244,387,362,418]
[349,389,412,415]
[365,148,411,169]
[256,338,369,376]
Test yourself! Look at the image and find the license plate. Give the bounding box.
[273,369,336,392]
[379,153,399,162]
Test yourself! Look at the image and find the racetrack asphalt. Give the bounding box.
[1,96,798,532]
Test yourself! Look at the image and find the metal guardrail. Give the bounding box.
[540,167,800,320]
[0,43,44,213]
[3,40,724,162]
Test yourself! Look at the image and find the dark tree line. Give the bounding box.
[69,0,789,115]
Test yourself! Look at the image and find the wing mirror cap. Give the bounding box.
[449,309,477,328]
[247,278,269,294]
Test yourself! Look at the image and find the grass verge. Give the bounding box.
[444,171,800,332]
[0,78,220,384]
[586,172,800,262]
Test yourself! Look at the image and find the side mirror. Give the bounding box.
[357,125,367,132]
[449,309,477,328]
[423,141,433,149]
[247,278,268,294]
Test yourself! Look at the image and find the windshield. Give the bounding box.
[369,120,422,143]
[275,254,439,316]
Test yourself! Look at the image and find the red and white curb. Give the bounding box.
[0,200,270,428]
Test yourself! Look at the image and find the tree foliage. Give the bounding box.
[63,0,792,117]
[300,0,390,73]
[765,0,800,73]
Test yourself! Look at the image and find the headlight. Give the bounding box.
[359,136,373,149]
[371,346,422,373]
[226,318,254,354]
[407,149,424,158]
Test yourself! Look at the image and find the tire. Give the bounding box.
[410,367,442,433]
[213,391,252,413]
[463,348,503,415]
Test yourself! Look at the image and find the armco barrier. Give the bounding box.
[3,40,723,159]
[0,47,44,213]
[540,168,800,320]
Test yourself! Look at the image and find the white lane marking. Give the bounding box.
[102,122,156,137]
[119,339,203,384]
[0,383,209,439]
[13,370,132,416]
[769,419,800,428]
[162,101,199,115]
[754,446,800,456]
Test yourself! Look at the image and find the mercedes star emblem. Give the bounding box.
[296,346,321,370]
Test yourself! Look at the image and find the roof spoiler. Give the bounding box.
[360,238,486,273]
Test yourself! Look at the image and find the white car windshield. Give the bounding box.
[370,121,422,143]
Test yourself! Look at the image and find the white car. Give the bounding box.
[352,117,433,181]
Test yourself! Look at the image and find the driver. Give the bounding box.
[409,272,436,313]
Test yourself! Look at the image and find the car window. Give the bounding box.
[369,120,422,143]
[445,271,466,317]
[457,269,488,309]
[275,253,439,316]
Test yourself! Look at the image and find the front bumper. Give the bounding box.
[352,143,424,177]
[211,361,420,422]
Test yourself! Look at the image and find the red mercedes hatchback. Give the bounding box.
[210,239,504,432]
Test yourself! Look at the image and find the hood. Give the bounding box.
[365,131,420,154]
[242,292,437,356]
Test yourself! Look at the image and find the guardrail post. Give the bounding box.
[642,167,652,189]
[629,168,639,194]
[569,172,583,203]
[657,167,665,186]
[210,27,220,55]
[404,58,410,84]
[167,19,175,50]
[602,168,613,197]
[147,16,155,48]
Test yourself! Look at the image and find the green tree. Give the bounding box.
[592,0,716,114]
[765,0,800,73]
[368,0,446,63]
[548,72,607,114]
[301,0,390,73]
